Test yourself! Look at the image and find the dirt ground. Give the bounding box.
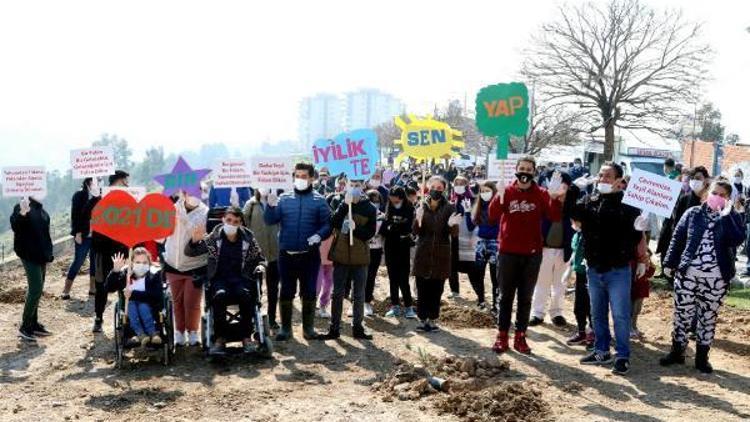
[2,255,750,421]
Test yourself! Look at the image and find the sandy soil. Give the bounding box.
[1,256,750,421]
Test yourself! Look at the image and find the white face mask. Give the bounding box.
[480,192,493,202]
[597,183,613,194]
[223,224,238,236]
[369,179,381,188]
[392,201,403,209]
[294,178,309,191]
[132,263,150,278]
[256,187,269,197]
[689,180,704,193]
[734,176,743,184]
[454,185,466,195]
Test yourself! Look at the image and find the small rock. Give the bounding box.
[153,402,167,409]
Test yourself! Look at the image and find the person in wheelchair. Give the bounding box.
[186,206,266,355]
[107,248,164,347]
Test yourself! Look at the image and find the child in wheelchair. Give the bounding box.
[108,247,165,347]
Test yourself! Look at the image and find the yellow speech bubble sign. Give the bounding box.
[394,115,464,164]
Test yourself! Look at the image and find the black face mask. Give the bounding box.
[516,172,534,184]
[429,189,444,201]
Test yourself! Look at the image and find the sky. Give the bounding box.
[0,0,747,171]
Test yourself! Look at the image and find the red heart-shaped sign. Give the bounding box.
[91,190,177,248]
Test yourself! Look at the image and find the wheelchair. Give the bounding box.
[113,274,176,368]
[200,267,273,359]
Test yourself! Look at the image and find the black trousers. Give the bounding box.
[211,279,254,340]
[448,238,460,293]
[573,271,591,332]
[497,252,542,332]
[94,251,120,320]
[265,260,280,325]
[385,241,413,307]
[365,248,383,303]
[416,277,445,321]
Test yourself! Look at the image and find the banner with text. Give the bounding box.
[250,156,294,191]
[71,147,115,179]
[313,129,379,180]
[213,159,253,188]
[487,153,523,185]
[622,169,682,218]
[1,166,47,198]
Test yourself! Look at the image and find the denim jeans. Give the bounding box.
[128,300,157,337]
[587,266,632,359]
[66,237,94,280]
[330,264,368,331]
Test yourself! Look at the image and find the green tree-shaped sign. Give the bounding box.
[475,82,529,159]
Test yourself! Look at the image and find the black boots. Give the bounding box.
[659,340,686,366]
[695,344,713,374]
[275,300,293,341]
[301,299,320,340]
[352,325,373,340]
[321,327,340,340]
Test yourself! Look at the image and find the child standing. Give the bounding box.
[316,235,334,318]
[566,225,593,348]
[631,248,655,339]
[108,248,164,347]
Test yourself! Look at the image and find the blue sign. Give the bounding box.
[312,129,379,180]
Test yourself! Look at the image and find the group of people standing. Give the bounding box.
[10,155,745,375]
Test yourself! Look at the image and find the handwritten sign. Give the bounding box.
[102,186,147,201]
[313,129,379,179]
[91,190,176,248]
[213,159,252,188]
[475,83,529,159]
[153,156,211,197]
[1,166,47,198]
[71,147,115,179]
[487,153,523,186]
[393,115,464,164]
[622,168,682,218]
[249,156,294,190]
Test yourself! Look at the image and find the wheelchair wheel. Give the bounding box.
[257,314,273,358]
[162,298,175,366]
[113,301,124,369]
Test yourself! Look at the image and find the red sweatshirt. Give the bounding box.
[488,181,562,255]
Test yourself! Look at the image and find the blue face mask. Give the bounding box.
[348,187,363,197]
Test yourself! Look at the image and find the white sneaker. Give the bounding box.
[188,331,200,346]
[364,303,374,317]
[317,307,331,319]
[174,331,186,346]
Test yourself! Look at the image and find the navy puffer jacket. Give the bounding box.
[264,187,332,251]
[664,204,745,281]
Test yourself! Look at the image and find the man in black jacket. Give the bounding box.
[62,178,96,299]
[571,162,643,376]
[88,170,131,333]
[11,196,54,341]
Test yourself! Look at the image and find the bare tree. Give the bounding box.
[514,102,587,155]
[521,0,712,159]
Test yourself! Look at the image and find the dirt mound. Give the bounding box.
[373,354,511,401]
[440,303,495,329]
[0,287,55,304]
[435,382,551,422]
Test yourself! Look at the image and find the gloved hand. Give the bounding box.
[636,263,647,278]
[90,182,102,198]
[307,234,322,246]
[448,212,463,227]
[547,171,562,195]
[663,267,674,278]
[461,198,472,214]
[342,219,356,234]
[634,212,650,231]
[19,197,31,216]
[267,192,279,207]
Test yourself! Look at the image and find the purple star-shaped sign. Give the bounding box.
[153,156,211,198]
